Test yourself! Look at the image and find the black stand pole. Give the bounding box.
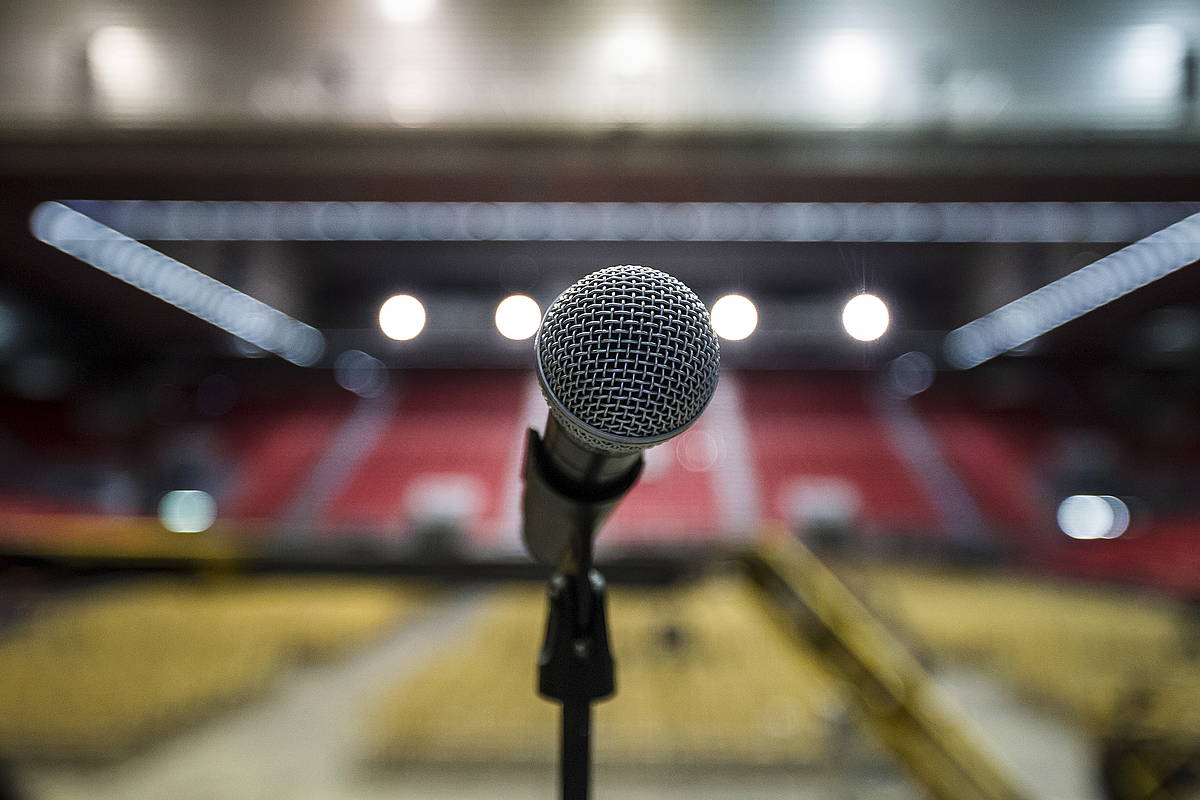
[537,531,615,800]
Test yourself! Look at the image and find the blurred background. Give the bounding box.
[2,0,1200,798]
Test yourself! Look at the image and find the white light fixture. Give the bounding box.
[1057,494,1130,540]
[379,294,426,341]
[379,0,437,24]
[57,200,1192,244]
[842,293,890,342]
[710,294,758,341]
[158,490,217,533]
[1116,24,1184,103]
[87,25,160,113]
[494,294,542,341]
[815,30,888,124]
[601,18,667,79]
[30,203,324,366]
[944,211,1200,369]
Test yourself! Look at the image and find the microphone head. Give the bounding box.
[535,265,721,454]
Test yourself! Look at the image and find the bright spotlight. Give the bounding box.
[494,294,542,341]
[815,30,888,123]
[87,26,160,113]
[379,0,437,23]
[842,293,890,342]
[711,294,758,341]
[379,294,426,341]
[158,490,217,533]
[1057,495,1130,540]
[601,18,667,78]
[31,203,324,366]
[1117,24,1184,103]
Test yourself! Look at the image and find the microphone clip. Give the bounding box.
[537,568,615,703]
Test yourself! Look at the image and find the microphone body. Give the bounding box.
[521,415,643,568]
[521,265,720,569]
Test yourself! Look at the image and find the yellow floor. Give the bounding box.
[0,577,428,761]
[365,576,845,768]
[845,565,1199,737]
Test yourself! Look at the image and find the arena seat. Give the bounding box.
[364,577,847,768]
[0,578,425,761]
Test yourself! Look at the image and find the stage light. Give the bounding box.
[1117,24,1184,103]
[86,26,163,115]
[815,30,888,124]
[379,294,426,341]
[379,0,436,23]
[710,294,758,341]
[158,490,217,533]
[66,200,1193,244]
[1057,495,1130,540]
[944,211,1200,369]
[30,203,325,366]
[842,293,890,342]
[601,17,666,79]
[494,294,541,341]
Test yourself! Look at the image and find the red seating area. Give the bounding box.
[602,421,724,547]
[740,372,939,536]
[2,368,1198,599]
[1051,519,1200,596]
[323,370,528,547]
[219,390,355,520]
[916,407,1054,543]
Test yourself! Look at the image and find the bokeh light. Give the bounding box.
[842,293,890,342]
[1057,494,1130,540]
[379,0,437,23]
[158,490,217,533]
[334,350,389,397]
[884,351,935,397]
[711,294,758,341]
[87,26,161,113]
[494,295,542,341]
[675,430,721,472]
[814,30,888,124]
[379,294,426,341]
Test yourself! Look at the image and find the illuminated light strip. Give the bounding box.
[67,200,1200,244]
[944,211,1200,369]
[30,202,325,366]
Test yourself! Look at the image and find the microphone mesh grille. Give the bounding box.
[537,265,721,454]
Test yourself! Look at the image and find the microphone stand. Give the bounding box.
[536,517,615,800]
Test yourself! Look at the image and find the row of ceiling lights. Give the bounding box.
[378,292,892,344]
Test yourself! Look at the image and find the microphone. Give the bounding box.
[521,265,721,568]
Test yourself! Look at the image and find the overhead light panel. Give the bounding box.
[65,200,1197,244]
[945,211,1200,369]
[30,203,325,367]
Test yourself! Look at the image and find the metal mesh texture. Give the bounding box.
[536,265,721,454]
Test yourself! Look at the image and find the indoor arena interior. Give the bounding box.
[1,1,1199,798]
